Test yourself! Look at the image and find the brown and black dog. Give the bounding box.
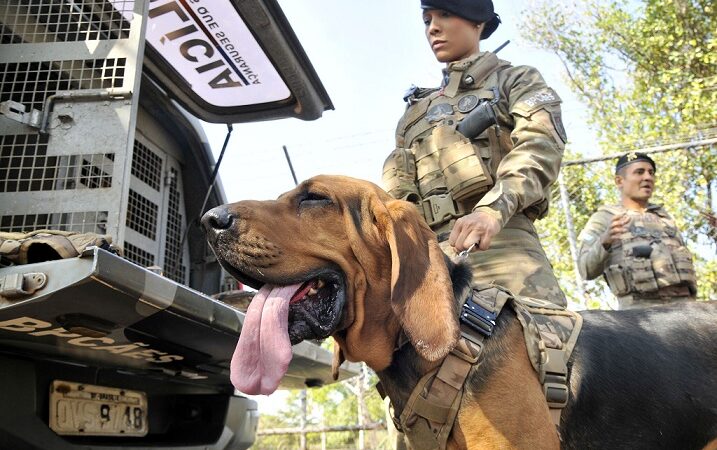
[202,175,717,450]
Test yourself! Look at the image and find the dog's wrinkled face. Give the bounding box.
[203,176,368,345]
[202,175,458,394]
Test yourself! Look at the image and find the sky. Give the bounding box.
[201,0,599,204]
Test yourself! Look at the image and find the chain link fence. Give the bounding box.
[537,129,717,309]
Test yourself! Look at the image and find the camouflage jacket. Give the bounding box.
[384,51,566,228]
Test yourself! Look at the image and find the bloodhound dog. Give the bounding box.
[202,175,717,450]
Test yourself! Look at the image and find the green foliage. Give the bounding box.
[524,0,717,306]
[523,0,716,142]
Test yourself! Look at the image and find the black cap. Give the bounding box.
[421,0,502,40]
[615,152,656,174]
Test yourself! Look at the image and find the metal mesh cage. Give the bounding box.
[2,0,194,289]
[0,134,114,192]
[123,241,155,268]
[0,211,109,234]
[0,58,127,111]
[126,189,159,240]
[163,167,186,283]
[0,0,134,43]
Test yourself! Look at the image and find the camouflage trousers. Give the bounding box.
[439,218,567,308]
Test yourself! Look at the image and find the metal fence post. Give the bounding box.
[300,389,307,450]
[558,172,587,306]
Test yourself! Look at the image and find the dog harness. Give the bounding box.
[380,284,583,450]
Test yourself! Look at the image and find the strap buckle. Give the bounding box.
[544,374,569,408]
[421,194,457,227]
[543,347,569,408]
[460,295,497,337]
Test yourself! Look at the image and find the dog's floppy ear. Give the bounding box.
[331,340,345,381]
[376,199,459,361]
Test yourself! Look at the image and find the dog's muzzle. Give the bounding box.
[201,206,234,242]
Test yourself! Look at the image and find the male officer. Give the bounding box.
[577,152,697,309]
[383,0,568,306]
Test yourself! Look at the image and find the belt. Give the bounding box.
[621,284,693,301]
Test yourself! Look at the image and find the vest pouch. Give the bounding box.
[605,264,630,296]
[628,257,659,293]
[414,138,448,197]
[382,147,420,202]
[433,125,492,202]
[650,245,681,288]
[670,246,697,286]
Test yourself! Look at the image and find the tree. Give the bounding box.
[522,0,717,304]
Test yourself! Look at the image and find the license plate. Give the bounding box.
[49,380,148,436]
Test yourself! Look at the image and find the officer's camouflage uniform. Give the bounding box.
[382,51,567,306]
[577,204,697,309]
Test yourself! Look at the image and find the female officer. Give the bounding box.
[382,0,568,305]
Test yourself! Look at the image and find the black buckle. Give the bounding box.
[544,374,569,408]
[460,296,497,337]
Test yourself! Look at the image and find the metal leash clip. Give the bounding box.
[458,242,476,258]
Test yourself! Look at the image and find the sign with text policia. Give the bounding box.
[144,0,291,107]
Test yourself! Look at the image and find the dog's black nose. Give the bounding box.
[201,207,234,231]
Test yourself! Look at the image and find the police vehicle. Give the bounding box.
[0,1,354,448]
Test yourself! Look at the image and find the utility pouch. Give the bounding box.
[382,147,420,202]
[650,246,680,288]
[433,124,492,202]
[605,264,630,296]
[414,139,448,197]
[628,258,659,293]
[670,246,697,286]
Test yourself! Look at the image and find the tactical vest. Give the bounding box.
[383,54,509,226]
[600,205,697,297]
[382,52,554,228]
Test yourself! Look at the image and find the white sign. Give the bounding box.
[145,0,291,107]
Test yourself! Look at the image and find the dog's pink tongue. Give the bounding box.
[230,283,301,395]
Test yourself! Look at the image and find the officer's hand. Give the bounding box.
[449,211,501,252]
[601,213,630,248]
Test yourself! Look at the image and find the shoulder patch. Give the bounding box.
[551,110,567,144]
[511,87,562,116]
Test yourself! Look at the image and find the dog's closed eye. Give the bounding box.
[299,192,333,209]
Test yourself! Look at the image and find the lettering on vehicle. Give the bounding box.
[143,0,290,106]
[0,316,184,364]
